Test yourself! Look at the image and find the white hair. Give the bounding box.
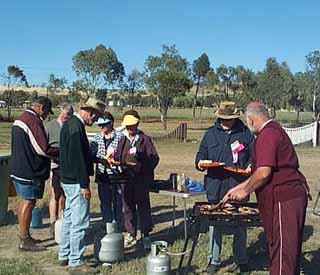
[60,103,74,115]
[246,102,270,118]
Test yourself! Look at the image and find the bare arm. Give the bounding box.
[224,166,272,201]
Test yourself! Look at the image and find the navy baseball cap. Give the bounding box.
[34,97,54,115]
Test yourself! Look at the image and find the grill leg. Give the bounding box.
[178,233,190,270]
[183,198,187,240]
[172,196,176,230]
[183,221,200,275]
[313,192,320,216]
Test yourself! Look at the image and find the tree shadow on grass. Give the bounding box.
[152,209,186,225]
[301,248,320,275]
[243,224,314,274]
[301,224,318,275]
[246,231,269,273]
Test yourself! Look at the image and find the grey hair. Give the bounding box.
[60,103,74,115]
[246,102,270,118]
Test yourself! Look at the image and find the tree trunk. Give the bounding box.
[312,83,318,121]
[225,83,229,99]
[200,85,205,117]
[160,107,168,130]
[272,105,276,119]
[6,89,12,121]
[130,83,135,109]
[193,78,200,118]
[296,110,300,123]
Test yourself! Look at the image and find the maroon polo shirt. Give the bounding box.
[252,121,307,205]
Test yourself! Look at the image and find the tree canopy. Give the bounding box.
[72,44,125,97]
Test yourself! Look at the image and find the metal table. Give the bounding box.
[157,189,205,240]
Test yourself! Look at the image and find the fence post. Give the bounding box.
[313,121,318,147]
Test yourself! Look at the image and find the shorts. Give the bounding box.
[13,179,45,200]
[51,169,61,188]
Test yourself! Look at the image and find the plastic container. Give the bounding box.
[0,154,11,225]
[31,207,43,228]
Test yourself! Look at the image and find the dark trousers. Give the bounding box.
[265,195,307,275]
[122,183,153,237]
[97,183,123,224]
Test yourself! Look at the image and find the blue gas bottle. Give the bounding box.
[31,207,43,228]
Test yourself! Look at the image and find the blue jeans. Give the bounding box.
[208,226,248,265]
[58,183,89,267]
[98,183,122,224]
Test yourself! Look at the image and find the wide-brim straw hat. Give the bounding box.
[80,98,106,115]
[215,101,240,119]
[121,114,140,126]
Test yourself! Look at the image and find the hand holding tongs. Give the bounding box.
[214,195,230,211]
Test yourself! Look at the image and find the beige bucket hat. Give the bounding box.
[215,101,240,119]
[80,97,106,115]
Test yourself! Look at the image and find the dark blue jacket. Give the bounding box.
[195,119,255,203]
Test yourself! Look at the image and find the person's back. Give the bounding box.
[45,119,61,148]
[11,109,51,182]
[60,115,93,185]
[11,97,57,252]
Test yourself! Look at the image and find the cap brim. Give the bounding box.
[121,121,139,127]
[216,114,240,119]
[95,119,112,125]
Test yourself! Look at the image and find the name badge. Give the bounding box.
[231,141,245,163]
[129,147,137,155]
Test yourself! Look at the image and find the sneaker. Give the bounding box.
[206,264,219,274]
[28,235,42,244]
[124,234,136,247]
[68,263,99,275]
[239,264,250,273]
[142,237,152,250]
[50,222,55,238]
[58,259,68,266]
[18,237,46,252]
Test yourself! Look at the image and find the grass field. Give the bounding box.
[0,109,319,275]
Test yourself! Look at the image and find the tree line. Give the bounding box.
[1,44,320,128]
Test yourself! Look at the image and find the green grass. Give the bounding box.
[0,258,33,275]
[0,109,319,274]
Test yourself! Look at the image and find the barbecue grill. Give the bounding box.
[194,201,262,227]
[178,201,262,274]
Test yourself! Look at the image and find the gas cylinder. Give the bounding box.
[31,207,42,228]
[54,218,63,244]
[98,222,124,263]
[146,241,171,275]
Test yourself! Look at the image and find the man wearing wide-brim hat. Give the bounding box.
[58,97,106,274]
[195,101,255,274]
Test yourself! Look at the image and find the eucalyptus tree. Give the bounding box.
[1,65,28,120]
[306,50,320,120]
[144,45,192,129]
[192,53,210,118]
[123,69,145,109]
[72,44,125,98]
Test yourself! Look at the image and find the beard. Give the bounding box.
[248,124,258,135]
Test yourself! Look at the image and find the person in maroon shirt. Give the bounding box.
[225,102,310,275]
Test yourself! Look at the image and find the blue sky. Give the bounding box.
[0,0,319,85]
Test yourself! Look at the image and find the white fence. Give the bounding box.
[283,122,318,147]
